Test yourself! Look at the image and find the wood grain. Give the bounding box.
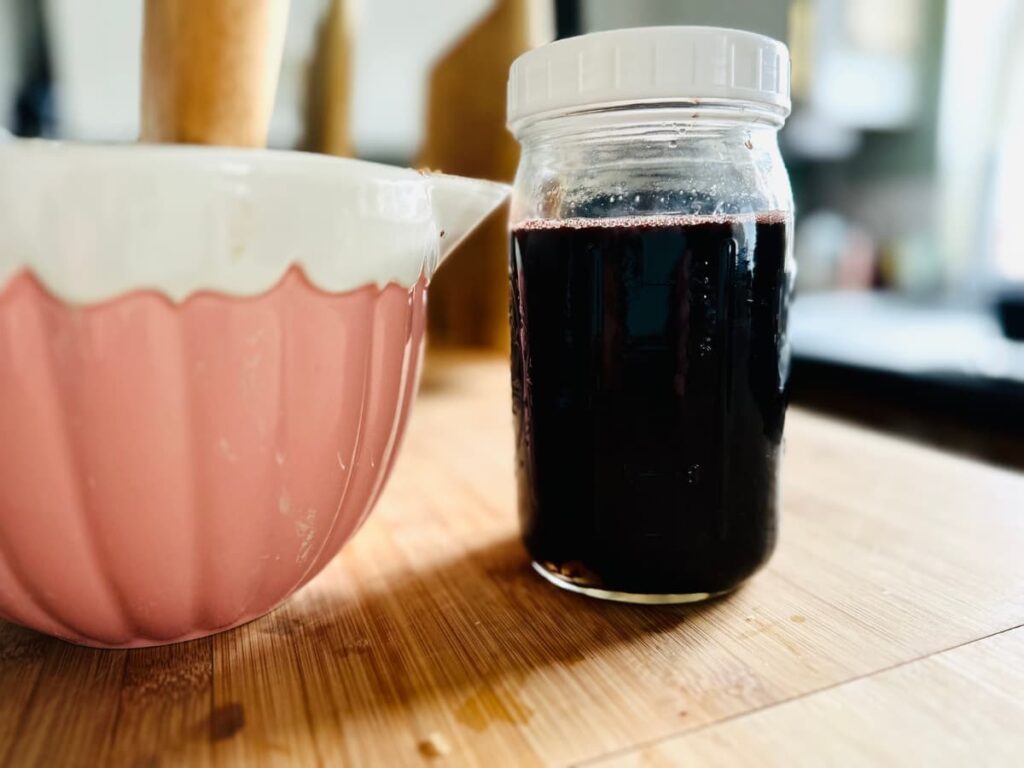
[1,355,1022,767]
[592,627,1024,767]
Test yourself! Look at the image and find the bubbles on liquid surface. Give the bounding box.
[687,464,701,485]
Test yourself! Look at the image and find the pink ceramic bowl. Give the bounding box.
[0,140,507,648]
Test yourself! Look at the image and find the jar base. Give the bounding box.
[531,560,733,605]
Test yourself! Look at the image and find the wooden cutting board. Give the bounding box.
[1,355,1022,767]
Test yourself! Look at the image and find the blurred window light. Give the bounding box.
[992,7,1024,283]
[844,0,922,57]
[792,0,926,130]
[937,0,1021,287]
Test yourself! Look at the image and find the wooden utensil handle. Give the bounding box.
[141,0,290,147]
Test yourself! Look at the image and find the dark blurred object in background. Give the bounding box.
[996,290,1024,343]
[791,292,1024,469]
[10,0,55,137]
[554,0,582,37]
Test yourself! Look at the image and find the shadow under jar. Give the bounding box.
[506,27,795,603]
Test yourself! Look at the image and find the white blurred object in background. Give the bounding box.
[938,0,1022,290]
[43,0,141,141]
[350,0,497,159]
[810,0,925,130]
[784,0,925,162]
[990,4,1024,285]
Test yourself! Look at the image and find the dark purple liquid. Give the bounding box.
[510,214,791,596]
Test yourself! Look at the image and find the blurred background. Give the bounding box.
[1,0,1022,467]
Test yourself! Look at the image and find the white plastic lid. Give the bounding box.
[507,26,791,132]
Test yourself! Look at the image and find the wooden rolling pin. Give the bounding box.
[141,0,290,147]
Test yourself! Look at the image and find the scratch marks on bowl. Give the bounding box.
[296,509,318,563]
[278,488,292,516]
[218,437,239,463]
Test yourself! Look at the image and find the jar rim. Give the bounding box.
[511,101,788,142]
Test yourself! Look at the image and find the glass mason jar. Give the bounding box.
[506,27,795,603]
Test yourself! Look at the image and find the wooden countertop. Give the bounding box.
[2,355,1023,767]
